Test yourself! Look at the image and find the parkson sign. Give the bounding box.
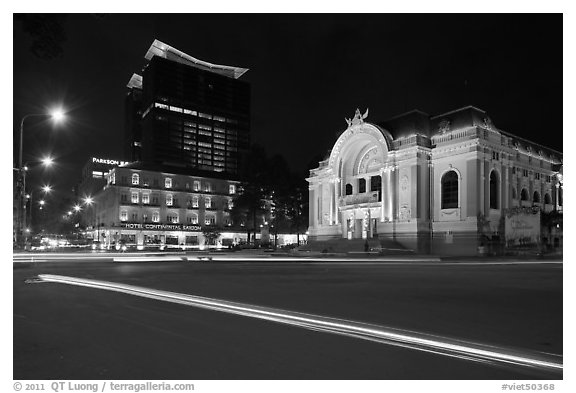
[120,223,202,232]
[92,157,130,166]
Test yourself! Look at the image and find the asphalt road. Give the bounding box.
[13,259,562,380]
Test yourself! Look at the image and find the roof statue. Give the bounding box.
[345,108,369,127]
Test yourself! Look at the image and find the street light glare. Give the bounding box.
[84,196,94,205]
[39,200,45,206]
[41,157,54,167]
[42,185,52,193]
[51,109,65,122]
[73,204,81,212]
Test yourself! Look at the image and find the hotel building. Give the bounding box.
[85,163,244,249]
[124,39,250,175]
[307,106,563,255]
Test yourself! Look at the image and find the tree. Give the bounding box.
[230,182,267,244]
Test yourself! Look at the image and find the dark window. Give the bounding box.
[441,171,459,209]
[358,178,366,193]
[512,188,517,199]
[533,191,541,204]
[370,175,382,201]
[521,189,529,201]
[345,183,353,195]
[489,171,499,209]
[544,193,551,204]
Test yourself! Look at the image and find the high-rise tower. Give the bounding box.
[125,40,250,175]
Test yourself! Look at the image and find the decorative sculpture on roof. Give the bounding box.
[482,117,493,130]
[438,118,451,134]
[345,108,369,127]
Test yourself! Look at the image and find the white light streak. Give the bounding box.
[32,274,562,375]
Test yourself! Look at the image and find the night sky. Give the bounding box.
[13,14,563,199]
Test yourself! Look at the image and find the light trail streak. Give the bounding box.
[13,252,561,265]
[31,274,562,375]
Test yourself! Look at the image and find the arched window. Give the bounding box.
[370,175,382,201]
[131,173,139,185]
[345,184,353,195]
[512,187,517,200]
[533,191,541,204]
[520,188,529,201]
[358,178,366,193]
[489,170,499,209]
[441,171,459,209]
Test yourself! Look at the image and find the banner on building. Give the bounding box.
[504,207,541,246]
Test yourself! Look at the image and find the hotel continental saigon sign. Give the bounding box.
[120,223,202,232]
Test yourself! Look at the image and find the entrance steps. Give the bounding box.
[301,237,412,255]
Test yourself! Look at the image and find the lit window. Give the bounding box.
[441,171,459,209]
[142,194,149,204]
[228,199,234,210]
[110,172,116,185]
[188,215,198,224]
[132,173,139,185]
[205,197,211,208]
[165,178,172,189]
[193,181,200,191]
[192,196,199,208]
[229,185,236,195]
[204,183,211,192]
[167,214,179,223]
[205,216,215,225]
[152,212,159,223]
[92,171,104,178]
[120,211,128,222]
[131,192,139,204]
[166,194,173,206]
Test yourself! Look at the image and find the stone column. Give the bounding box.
[328,181,333,225]
[380,169,385,222]
[308,187,315,228]
[334,178,340,225]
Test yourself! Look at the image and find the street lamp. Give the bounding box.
[24,184,52,243]
[41,157,54,167]
[16,109,66,248]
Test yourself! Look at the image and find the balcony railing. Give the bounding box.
[340,191,379,205]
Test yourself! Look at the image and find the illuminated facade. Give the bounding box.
[77,157,130,199]
[86,163,244,249]
[307,107,563,255]
[124,40,250,175]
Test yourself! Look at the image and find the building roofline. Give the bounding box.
[430,105,486,120]
[497,129,563,158]
[382,109,429,122]
[126,73,143,89]
[144,39,249,79]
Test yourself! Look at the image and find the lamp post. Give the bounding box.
[16,110,65,248]
[83,196,100,243]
